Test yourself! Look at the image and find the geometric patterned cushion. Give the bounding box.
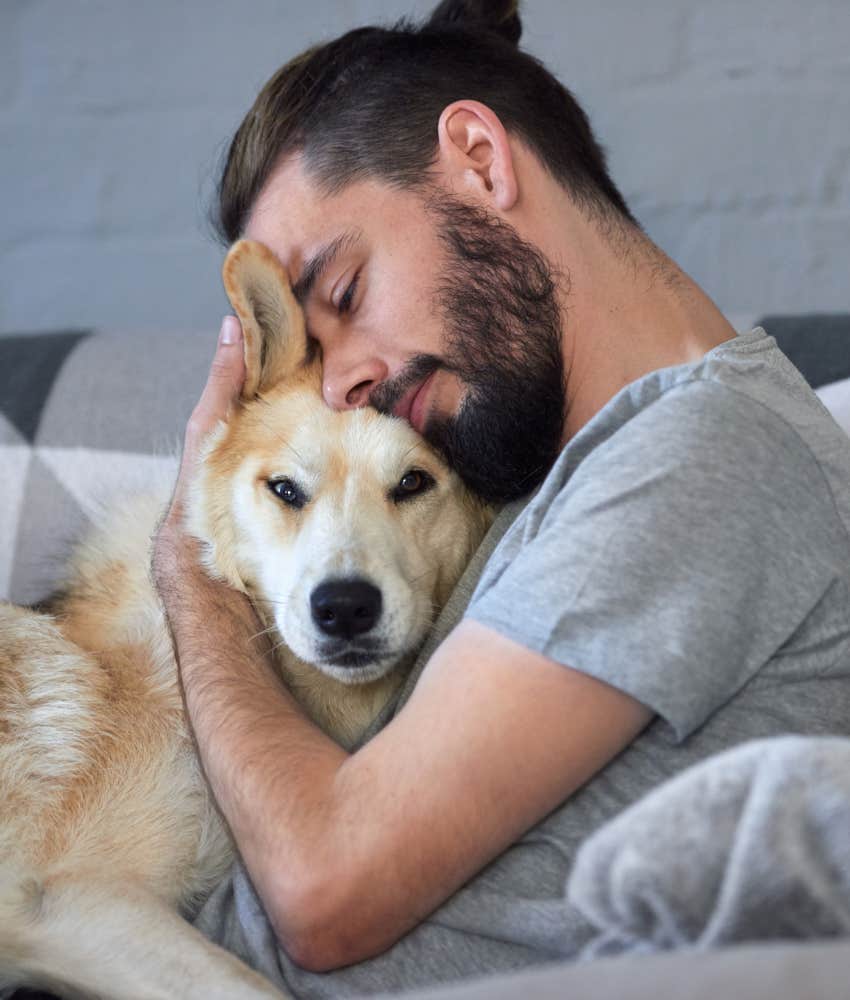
[2,317,850,605]
[0,328,213,604]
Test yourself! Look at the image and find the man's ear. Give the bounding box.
[222,239,307,398]
[436,100,519,211]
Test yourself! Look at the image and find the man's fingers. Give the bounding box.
[157,317,245,544]
[185,316,246,452]
[167,315,245,517]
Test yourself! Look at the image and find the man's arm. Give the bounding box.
[154,321,653,971]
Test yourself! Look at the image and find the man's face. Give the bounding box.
[245,157,565,502]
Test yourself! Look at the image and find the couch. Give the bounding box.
[2,314,849,999]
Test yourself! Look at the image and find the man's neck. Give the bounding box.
[556,228,736,444]
[501,150,736,446]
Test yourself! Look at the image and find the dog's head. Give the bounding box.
[186,240,491,689]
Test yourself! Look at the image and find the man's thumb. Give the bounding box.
[210,315,245,384]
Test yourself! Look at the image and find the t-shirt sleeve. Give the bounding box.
[466,381,844,742]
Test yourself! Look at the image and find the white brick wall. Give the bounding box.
[1,0,848,335]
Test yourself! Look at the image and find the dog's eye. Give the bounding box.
[268,478,307,509]
[391,469,435,503]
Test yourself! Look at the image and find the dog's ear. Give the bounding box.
[222,239,308,398]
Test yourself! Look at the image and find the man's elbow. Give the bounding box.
[267,872,382,972]
[275,913,348,973]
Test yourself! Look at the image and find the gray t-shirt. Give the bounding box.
[194,329,850,997]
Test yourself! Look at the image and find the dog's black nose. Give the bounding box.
[310,579,383,639]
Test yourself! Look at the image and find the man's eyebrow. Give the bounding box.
[291,229,363,305]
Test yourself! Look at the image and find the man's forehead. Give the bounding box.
[243,154,417,287]
[244,155,334,283]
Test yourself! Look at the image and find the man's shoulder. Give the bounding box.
[626,327,847,464]
[550,333,848,515]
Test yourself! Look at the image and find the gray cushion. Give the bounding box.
[756,313,850,389]
[376,940,850,1000]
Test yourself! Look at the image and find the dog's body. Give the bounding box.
[0,241,491,999]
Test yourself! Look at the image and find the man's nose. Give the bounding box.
[322,354,388,410]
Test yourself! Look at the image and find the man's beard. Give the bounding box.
[371,194,566,504]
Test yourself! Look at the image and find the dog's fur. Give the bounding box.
[0,241,491,999]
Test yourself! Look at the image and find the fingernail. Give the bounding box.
[219,315,241,346]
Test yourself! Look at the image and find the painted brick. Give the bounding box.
[0,236,230,333]
[823,143,850,212]
[2,0,848,334]
[604,91,850,213]
[524,0,686,93]
[0,108,246,245]
[19,0,415,112]
[0,114,108,244]
[0,1,26,108]
[647,207,850,315]
[686,0,850,82]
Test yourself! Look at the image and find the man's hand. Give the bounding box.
[152,315,246,593]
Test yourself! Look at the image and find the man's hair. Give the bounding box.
[214,0,638,244]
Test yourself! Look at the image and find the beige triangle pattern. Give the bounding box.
[35,447,180,522]
[0,444,34,600]
[816,377,850,438]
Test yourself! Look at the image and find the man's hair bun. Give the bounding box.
[426,0,522,46]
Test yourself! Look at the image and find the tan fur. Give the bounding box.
[0,241,491,999]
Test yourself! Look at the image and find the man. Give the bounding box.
[152,2,850,996]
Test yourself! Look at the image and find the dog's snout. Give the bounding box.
[311,579,382,639]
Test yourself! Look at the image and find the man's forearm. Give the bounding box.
[156,544,349,952]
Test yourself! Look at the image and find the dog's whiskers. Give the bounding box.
[398,441,427,467]
[253,407,307,464]
[247,623,279,643]
[268,635,295,656]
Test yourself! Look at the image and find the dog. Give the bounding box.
[0,240,492,1000]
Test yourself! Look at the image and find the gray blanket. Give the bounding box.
[568,735,850,958]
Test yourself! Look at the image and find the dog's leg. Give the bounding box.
[1,872,287,1000]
